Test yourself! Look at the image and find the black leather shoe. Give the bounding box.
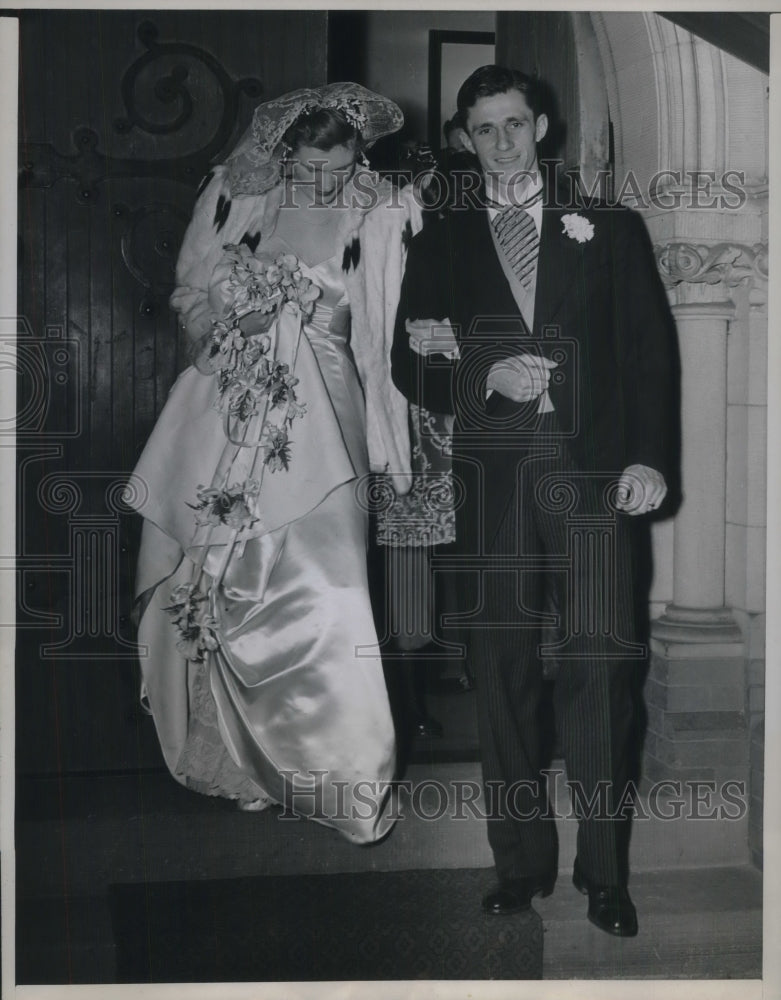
[482,872,556,915]
[572,859,638,937]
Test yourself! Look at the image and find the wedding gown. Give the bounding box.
[129,239,397,844]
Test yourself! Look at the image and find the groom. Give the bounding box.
[391,65,677,937]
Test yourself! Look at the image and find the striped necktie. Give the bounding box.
[491,204,539,291]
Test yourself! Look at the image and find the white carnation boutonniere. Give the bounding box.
[561,213,595,244]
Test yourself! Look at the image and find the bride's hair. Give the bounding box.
[284,107,363,154]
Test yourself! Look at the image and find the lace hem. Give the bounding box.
[175,654,269,805]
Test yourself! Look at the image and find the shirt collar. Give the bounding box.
[484,170,543,209]
[485,172,544,235]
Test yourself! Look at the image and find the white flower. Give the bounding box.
[561,213,595,243]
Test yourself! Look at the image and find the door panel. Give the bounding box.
[16,10,328,773]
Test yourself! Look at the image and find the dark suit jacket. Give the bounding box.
[391,188,678,553]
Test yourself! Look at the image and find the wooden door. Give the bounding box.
[16,10,327,774]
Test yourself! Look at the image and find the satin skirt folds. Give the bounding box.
[132,311,397,844]
[207,484,396,844]
[136,509,396,844]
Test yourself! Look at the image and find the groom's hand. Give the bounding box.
[485,354,557,402]
[616,464,667,515]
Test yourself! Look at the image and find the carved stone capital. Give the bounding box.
[654,241,768,290]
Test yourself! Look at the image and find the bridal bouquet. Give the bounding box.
[219,244,321,320]
[166,244,321,662]
[204,244,317,450]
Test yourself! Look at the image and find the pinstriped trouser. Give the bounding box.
[466,433,644,888]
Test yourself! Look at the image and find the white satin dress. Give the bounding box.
[129,241,397,844]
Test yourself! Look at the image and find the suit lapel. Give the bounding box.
[534,197,611,335]
[453,198,599,341]
[454,196,583,339]
[532,203,578,336]
[453,205,525,332]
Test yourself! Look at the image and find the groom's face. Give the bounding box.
[463,89,548,200]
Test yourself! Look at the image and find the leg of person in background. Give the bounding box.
[386,544,443,740]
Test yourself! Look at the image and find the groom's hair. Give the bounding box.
[457,65,543,125]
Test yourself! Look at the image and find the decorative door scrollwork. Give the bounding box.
[113,201,190,295]
[20,18,262,202]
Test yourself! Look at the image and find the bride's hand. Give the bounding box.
[190,331,219,374]
[238,310,276,337]
[406,318,460,359]
[190,310,276,374]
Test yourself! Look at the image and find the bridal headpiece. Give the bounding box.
[226,82,404,196]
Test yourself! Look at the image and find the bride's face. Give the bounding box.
[289,142,357,200]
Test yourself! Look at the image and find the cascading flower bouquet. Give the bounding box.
[164,244,321,661]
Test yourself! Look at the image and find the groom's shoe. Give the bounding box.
[482,872,556,916]
[572,859,638,937]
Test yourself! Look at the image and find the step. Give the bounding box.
[17,763,750,899]
[537,865,762,979]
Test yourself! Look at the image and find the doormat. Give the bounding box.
[109,867,543,982]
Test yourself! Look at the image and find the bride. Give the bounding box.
[127,84,420,843]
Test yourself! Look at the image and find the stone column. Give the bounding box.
[653,300,742,644]
[643,241,766,788]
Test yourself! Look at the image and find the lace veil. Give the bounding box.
[225,82,404,196]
